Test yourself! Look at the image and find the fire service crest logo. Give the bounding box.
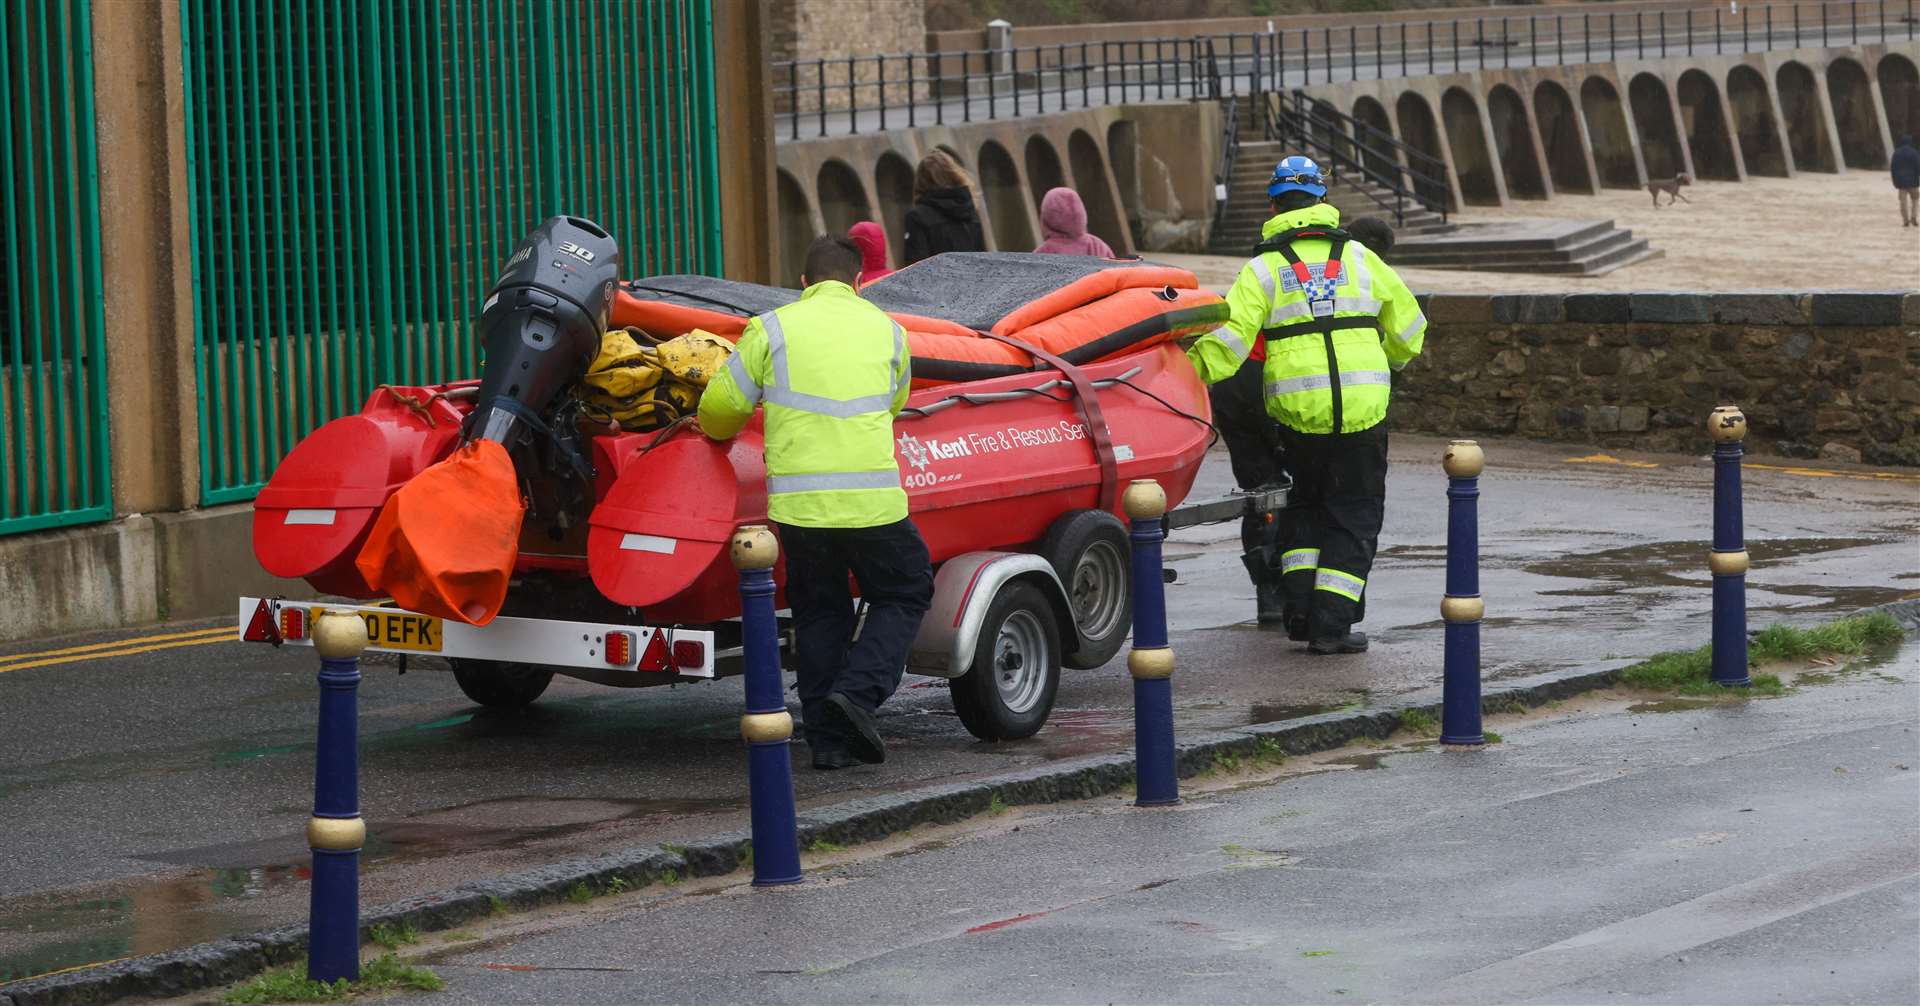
[897,432,932,471]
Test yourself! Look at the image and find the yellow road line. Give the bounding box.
[9,956,135,979]
[1745,462,1920,482]
[1564,453,1661,469]
[0,633,237,675]
[0,625,231,664]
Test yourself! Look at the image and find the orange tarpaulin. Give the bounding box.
[355,439,524,625]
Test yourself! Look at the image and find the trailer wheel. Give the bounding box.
[951,581,1062,741]
[1038,509,1132,670]
[450,659,554,708]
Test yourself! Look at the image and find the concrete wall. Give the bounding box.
[1290,42,1918,208]
[1395,292,1920,465]
[772,0,929,112]
[771,101,1222,281]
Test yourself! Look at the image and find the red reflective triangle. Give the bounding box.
[636,629,672,672]
[243,599,281,644]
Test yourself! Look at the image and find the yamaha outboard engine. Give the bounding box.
[468,215,621,450]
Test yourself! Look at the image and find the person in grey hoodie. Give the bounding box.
[1032,187,1116,257]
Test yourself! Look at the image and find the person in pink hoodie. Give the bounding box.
[1033,187,1116,257]
[847,221,894,284]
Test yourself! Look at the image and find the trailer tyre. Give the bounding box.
[1038,509,1132,670]
[451,659,554,708]
[951,580,1062,741]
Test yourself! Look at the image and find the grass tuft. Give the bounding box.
[1620,613,1903,696]
[807,839,846,854]
[366,920,418,951]
[1397,709,1438,737]
[988,792,1009,816]
[487,896,508,917]
[1482,730,1504,744]
[223,955,443,1004]
[604,876,629,896]
[566,882,593,904]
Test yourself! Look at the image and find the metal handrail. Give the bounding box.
[1213,94,1242,232]
[770,0,1917,141]
[1286,91,1449,223]
[1289,89,1447,182]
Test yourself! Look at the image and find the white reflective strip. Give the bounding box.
[1349,247,1374,303]
[1315,569,1366,596]
[1267,297,1381,329]
[618,533,679,555]
[1248,257,1277,304]
[725,351,761,405]
[1265,373,1332,396]
[763,387,896,418]
[283,509,337,526]
[1208,326,1251,360]
[768,470,902,495]
[761,311,790,388]
[1264,369,1390,396]
[1280,547,1319,573]
[1391,313,1427,348]
[890,323,906,397]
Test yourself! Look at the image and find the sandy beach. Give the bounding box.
[1156,170,1920,295]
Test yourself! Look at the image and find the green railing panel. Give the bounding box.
[181,0,724,504]
[0,0,111,537]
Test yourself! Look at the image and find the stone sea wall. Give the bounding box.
[1389,292,1920,466]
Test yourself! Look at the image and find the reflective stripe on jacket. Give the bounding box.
[697,281,912,528]
[1186,204,1426,435]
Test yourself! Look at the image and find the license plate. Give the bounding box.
[317,607,443,652]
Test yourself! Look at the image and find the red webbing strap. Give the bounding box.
[983,331,1120,513]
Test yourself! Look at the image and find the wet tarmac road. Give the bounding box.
[1,434,1915,982]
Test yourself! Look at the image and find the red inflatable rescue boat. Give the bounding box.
[246,218,1228,740]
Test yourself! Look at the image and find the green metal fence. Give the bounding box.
[0,0,111,536]
[181,0,723,504]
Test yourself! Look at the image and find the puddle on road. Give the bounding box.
[1626,698,1721,714]
[1019,699,1351,761]
[1322,752,1388,771]
[0,794,738,983]
[1527,536,1886,587]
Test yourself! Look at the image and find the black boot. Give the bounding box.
[1308,631,1369,655]
[1256,579,1287,624]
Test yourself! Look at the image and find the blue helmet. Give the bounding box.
[1267,155,1327,199]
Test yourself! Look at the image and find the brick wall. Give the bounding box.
[772,0,929,115]
[1390,292,1920,466]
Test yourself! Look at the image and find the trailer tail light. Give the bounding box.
[672,639,705,671]
[604,631,634,666]
[636,630,673,672]
[280,607,307,640]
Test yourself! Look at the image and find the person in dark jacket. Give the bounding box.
[1892,134,1920,228]
[903,151,986,264]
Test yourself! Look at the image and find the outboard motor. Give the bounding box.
[468,215,621,450]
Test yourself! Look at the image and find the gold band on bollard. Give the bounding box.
[740,711,794,743]
[312,611,370,660]
[1442,440,1485,478]
[1707,549,1750,576]
[306,816,366,850]
[730,525,779,570]
[1708,405,1747,443]
[1122,479,1167,520]
[1440,595,1485,623]
[1128,647,1175,679]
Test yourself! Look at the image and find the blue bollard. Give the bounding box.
[731,526,803,886]
[1123,479,1179,806]
[1708,406,1752,688]
[307,611,369,983]
[1440,440,1486,746]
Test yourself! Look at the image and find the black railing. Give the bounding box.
[1281,90,1450,223]
[773,0,1917,141]
[1213,95,1242,231]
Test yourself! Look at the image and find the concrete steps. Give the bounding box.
[1385,218,1662,275]
[1209,140,1445,255]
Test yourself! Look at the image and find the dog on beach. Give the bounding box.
[1648,174,1692,207]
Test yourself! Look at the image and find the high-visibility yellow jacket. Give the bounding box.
[698,280,911,528]
[1187,204,1426,434]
